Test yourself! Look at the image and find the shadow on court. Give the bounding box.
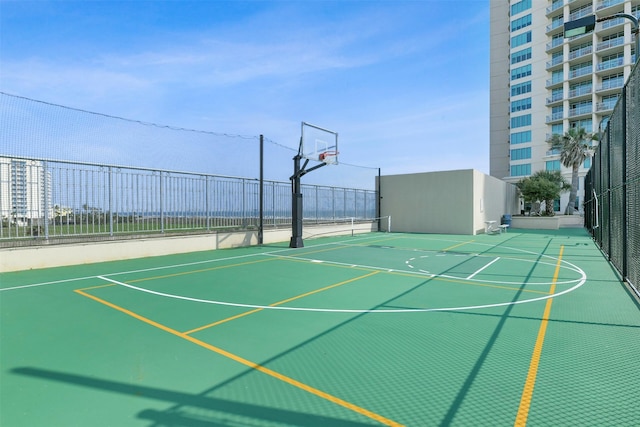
[12,367,376,427]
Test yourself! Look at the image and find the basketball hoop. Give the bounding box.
[319,150,339,164]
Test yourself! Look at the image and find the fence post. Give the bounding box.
[377,168,381,231]
[621,84,628,278]
[205,175,210,231]
[108,167,114,237]
[42,161,49,240]
[159,171,164,234]
[242,179,247,228]
[259,135,264,244]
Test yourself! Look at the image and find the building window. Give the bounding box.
[601,73,624,90]
[546,160,561,171]
[551,123,563,135]
[511,31,532,48]
[569,42,592,59]
[599,52,624,71]
[511,147,532,160]
[511,81,531,96]
[511,47,531,64]
[570,119,592,132]
[583,157,591,169]
[511,0,532,15]
[569,81,592,97]
[510,130,531,145]
[511,64,532,80]
[569,61,592,78]
[569,3,592,19]
[511,97,532,112]
[570,100,592,116]
[550,33,564,49]
[601,94,619,110]
[511,14,532,32]
[511,114,531,128]
[552,70,564,84]
[511,163,531,177]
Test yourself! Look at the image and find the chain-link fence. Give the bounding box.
[584,61,640,297]
[0,93,380,247]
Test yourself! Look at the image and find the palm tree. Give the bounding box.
[547,127,598,215]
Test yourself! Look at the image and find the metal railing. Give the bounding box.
[0,157,378,245]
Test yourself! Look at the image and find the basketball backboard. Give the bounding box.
[300,122,339,165]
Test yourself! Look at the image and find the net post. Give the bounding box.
[258,134,264,245]
[377,168,381,232]
[351,217,354,237]
[387,215,391,233]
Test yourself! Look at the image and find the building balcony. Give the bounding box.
[568,67,593,79]
[600,16,626,31]
[596,37,625,53]
[546,56,564,70]
[546,38,565,53]
[596,0,624,12]
[568,86,593,99]
[596,57,625,72]
[546,78,565,89]
[568,0,593,8]
[546,112,565,123]
[596,80,624,94]
[568,45,593,60]
[596,101,616,112]
[546,20,565,35]
[569,7,594,21]
[546,93,565,105]
[565,32,592,45]
[568,105,593,117]
[546,0,565,16]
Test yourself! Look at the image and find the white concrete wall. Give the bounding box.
[379,170,474,234]
[380,169,519,235]
[0,222,377,272]
[511,215,583,230]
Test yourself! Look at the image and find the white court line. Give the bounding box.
[95,263,587,314]
[0,275,98,292]
[0,234,384,293]
[467,257,501,280]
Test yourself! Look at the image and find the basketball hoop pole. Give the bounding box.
[289,141,329,248]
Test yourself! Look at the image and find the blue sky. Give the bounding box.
[1,0,489,182]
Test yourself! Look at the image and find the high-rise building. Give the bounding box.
[0,157,52,224]
[490,0,639,213]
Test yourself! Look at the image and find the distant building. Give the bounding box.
[0,157,52,224]
[490,0,639,213]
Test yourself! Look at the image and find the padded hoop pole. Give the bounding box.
[290,153,304,248]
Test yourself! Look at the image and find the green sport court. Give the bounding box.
[1,229,639,426]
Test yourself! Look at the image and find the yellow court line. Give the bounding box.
[442,240,475,252]
[354,236,401,246]
[74,288,403,427]
[514,245,564,427]
[77,283,117,292]
[184,271,381,334]
[128,257,276,283]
